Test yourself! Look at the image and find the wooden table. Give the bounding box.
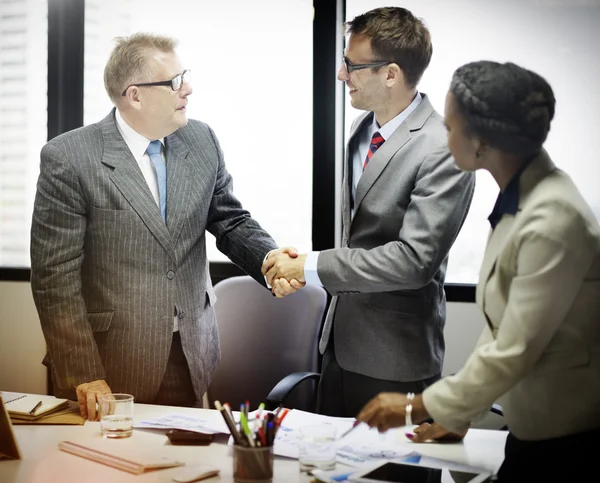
[1,403,508,482]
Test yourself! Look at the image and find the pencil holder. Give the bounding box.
[233,444,274,483]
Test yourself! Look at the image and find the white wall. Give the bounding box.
[0,281,46,394]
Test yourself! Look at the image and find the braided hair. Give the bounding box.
[450,61,555,157]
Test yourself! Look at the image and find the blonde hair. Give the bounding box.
[104,32,178,104]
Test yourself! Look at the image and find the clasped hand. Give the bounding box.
[261,247,307,297]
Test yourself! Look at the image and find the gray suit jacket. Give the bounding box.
[30,110,277,402]
[318,95,475,382]
[424,151,600,440]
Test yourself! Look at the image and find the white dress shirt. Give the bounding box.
[304,93,423,287]
[114,110,179,331]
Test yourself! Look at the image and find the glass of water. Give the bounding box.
[298,423,337,472]
[99,393,134,438]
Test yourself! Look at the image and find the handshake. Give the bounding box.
[260,247,307,298]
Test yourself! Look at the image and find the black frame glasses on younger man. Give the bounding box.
[121,70,191,96]
[343,56,394,73]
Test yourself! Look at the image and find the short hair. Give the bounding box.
[347,7,432,88]
[104,32,178,104]
[450,61,555,156]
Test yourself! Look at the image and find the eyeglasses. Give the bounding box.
[342,56,393,73]
[121,70,191,96]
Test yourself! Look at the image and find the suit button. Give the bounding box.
[167,270,175,280]
[178,311,185,319]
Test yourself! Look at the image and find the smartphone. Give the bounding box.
[165,429,213,446]
[349,461,492,483]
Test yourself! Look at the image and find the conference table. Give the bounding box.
[1,403,508,483]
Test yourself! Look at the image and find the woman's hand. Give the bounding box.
[356,392,429,432]
[409,422,468,443]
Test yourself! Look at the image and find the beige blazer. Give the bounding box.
[423,151,600,440]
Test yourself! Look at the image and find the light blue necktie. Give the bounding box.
[146,140,166,221]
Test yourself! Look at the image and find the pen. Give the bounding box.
[239,412,255,447]
[273,404,284,418]
[254,402,265,431]
[29,400,43,415]
[339,420,361,439]
[275,407,289,425]
[214,400,246,446]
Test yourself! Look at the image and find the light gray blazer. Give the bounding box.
[318,95,475,382]
[424,152,600,440]
[30,110,277,402]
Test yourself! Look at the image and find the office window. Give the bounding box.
[346,0,600,284]
[0,0,47,268]
[84,0,313,261]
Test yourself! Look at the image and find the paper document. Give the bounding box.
[262,409,415,467]
[265,409,355,458]
[134,413,229,434]
[311,467,358,482]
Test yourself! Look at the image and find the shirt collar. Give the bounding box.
[115,108,165,160]
[487,156,536,229]
[370,92,423,140]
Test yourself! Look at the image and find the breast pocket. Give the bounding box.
[88,206,138,229]
[88,311,114,332]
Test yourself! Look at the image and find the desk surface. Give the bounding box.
[1,403,507,483]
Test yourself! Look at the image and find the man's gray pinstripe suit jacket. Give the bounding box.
[30,109,277,402]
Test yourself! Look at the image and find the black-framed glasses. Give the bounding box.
[343,56,393,73]
[121,70,191,96]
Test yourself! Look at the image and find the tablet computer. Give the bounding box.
[349,461,493,483]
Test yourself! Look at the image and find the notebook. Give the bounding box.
[0,394,22,460]
[1,391,70,421]
[59,440,185,474]
[10,401,85,425]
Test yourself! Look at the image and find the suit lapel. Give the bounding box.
[100,110,176,261]
[342,112,371,244]
[164,132,192,245]
[476,150,556,307]
[353,95,434,217]
[476,225,507,307]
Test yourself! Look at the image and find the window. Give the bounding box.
[346,0,600,283]
[0,0,47,268]
[83,0,314,261]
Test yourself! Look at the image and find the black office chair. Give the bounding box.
[265,370,507,430]
[207,276,328,412]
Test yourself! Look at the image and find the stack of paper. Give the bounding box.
[1,391,84,425]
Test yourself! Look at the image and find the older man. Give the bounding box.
[31,32,292,419]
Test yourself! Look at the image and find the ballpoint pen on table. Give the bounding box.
[29,400,43,415]
[339,420,361,439]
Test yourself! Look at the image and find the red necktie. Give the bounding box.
[363,131,385,169]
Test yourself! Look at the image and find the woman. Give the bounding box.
[356,61,600,481]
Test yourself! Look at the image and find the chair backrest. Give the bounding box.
[208,276,327,412]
